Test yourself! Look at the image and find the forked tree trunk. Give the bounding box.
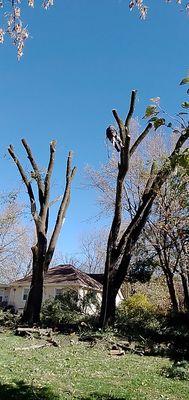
[8,140,76,326]
[99,92,189,329]
[100,248,132,327]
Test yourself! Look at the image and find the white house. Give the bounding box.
[0,284,10,306]
[0,264,123,314]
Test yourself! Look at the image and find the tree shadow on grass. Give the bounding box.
[76,394,131,400]
[0,381,60,400]
[0,382,132,400]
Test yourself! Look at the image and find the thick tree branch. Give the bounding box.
[130,122,153,156]
[44,151,76,270]
[44,140,57,207]
[107,91,138,249]
[142,161,157,200]
[112,109,125,144]
[21,139,44,207]
[8,145,38,221]
[125,90,137,129]
[116,126,189,271]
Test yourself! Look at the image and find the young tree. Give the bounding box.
[8,139,76,324]
[99,88,189,328]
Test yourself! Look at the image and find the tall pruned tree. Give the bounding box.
[8,139,76,324]
[100,87,189,328]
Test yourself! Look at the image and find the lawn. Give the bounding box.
[0,332,188,400]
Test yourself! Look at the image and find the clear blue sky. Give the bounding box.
[0,0,188,258]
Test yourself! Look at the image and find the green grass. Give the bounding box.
[0,332,188,400]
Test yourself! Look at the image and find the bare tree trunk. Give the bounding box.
[22,235,47,324]
[165,273,179,313]
[100,284,118,326]
[100,252,131,326]
[180,273,189,311]
[100,257,118,327]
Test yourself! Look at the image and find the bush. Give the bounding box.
[0,309,19,328]
[162,360,189,381]
[120,293,154,316]
[116,293,161,338]
[41,290,82,328]
[41,289,100,330]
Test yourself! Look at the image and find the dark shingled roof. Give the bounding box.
[11,265,102,291]
[88,274,104,285]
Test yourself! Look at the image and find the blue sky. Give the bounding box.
[0,0,188,258]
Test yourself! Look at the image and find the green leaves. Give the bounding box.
[143,105,158,119]
[153,118,165,130]
[176,149,189,175]
[181,101,189,109]
[180,77,189,85]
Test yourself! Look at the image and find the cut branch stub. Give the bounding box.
[43,140,57,206]
[125,90,137,130]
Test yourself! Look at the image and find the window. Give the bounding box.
[23,288,29,301]
[0,289,4,303]
[55,288,63,298]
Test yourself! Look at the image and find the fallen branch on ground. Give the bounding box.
[15,327,53,338]
[14,337,60,351]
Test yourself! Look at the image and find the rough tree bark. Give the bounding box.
[8,140,76,325]
[99,90,189,328]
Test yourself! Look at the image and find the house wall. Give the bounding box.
[8,286,28,313]
[0,286,10,305]
[8,285,87,313]
[8,284,123,314]
[4,287,10,304]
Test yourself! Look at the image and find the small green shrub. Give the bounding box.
[41,289,100,329]
[120,293,154,316]
[162,361,189,381]
[41,290,82,328]
[0,309,19,328]
[116,293,161,338]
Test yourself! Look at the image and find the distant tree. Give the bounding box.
[51,252,81,269]
[8,139,76,325]
[0,193,31,283]
[97,83,189,327]
[144,168,189,311]
[79,230,107,274]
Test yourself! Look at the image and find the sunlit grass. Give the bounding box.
[0,332,188,400]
